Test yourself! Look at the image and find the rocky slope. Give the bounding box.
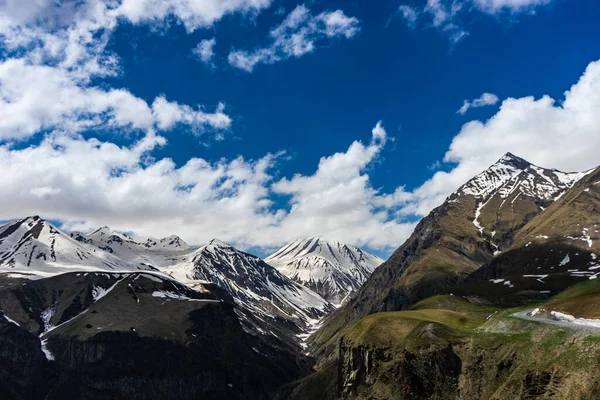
[310,153,595,363]
[161,239,333,332]
[284,294,600,400]
[266,238,383,306]
[0,271,309,399]
[456,164,600,303]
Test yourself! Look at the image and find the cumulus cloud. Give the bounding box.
[1,59,598,253]
[473,0,553,14]
[115,0,272,32]
[228,4,360,72]
[395,59,600,217]
[0,131,281,245]
[0,60,230,140]
[192,38,217,68]
[397,0,554,43]
[269,122,415,249]
[0,122,415,251]
[0,0,271,141]
[457,92,499,114]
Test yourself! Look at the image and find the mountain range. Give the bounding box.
[1,152,600,399]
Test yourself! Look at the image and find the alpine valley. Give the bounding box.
[1,153,600,400]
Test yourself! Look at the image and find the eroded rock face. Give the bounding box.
[332,334,600,400]
[337,337,461,400]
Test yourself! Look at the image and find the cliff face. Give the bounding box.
[335,333,600,400]
[338,336,461,399]
[285,296,600,400]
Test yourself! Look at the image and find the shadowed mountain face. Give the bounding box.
[310,154,596,361]
[0,271,310,400]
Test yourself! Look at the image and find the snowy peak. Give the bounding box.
[86,226,134,246]
[161,238,332,329]
[144,235,190,251]
[203,238,232,250]
[0,217,152,275]
[451,154,595,256]
[266,237,383,306]
[458,153,586,200]
[496,152,531,169]
[86,227,190,253]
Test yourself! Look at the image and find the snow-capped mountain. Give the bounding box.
[0,219,332,334]
[144,235,190,251]
[457,153,588,201]
[0,216,154,277]
[265,237,384,306]
[453,152,592,250]
[71,227,191,269]
[84,226,190,252]
[161,239,333,330]
[314,154,599,358]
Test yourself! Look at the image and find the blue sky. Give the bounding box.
[106,0,600,190]
[1,0,600,258]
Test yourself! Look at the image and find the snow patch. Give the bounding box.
[40,339,54,361]
[551,311,600,328]
[559,254,570,266]
[2,314,20,326]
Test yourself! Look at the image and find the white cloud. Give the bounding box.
[457,92,499,114]
[228,4,360,72]
[0,0,251,142]
[1,59,598,253]
[0,122,414,251]
[396,59,600,217]
[115,0,273,32]
[192,38,217,68]
[473,0,553,14]
[0,59,230,140]
[151,96,231,132]
[269,122,415,249]
[0,131,280,245]
[397,0,554,43]
[423,0,469,44]
[398,5,419,29]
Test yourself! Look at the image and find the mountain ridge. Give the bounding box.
[309,153,599,365]
[266,237,383,306]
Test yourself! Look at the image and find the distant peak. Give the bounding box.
[494,152,531,168]
[207,238,231,248]
[305,236,324,242]
[22,215,43,223]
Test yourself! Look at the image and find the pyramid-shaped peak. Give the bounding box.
[494,152,531,169]
[157,235,190,250]
[19,215,49,225]
[91,226,112,235]
[206,238,232,248]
